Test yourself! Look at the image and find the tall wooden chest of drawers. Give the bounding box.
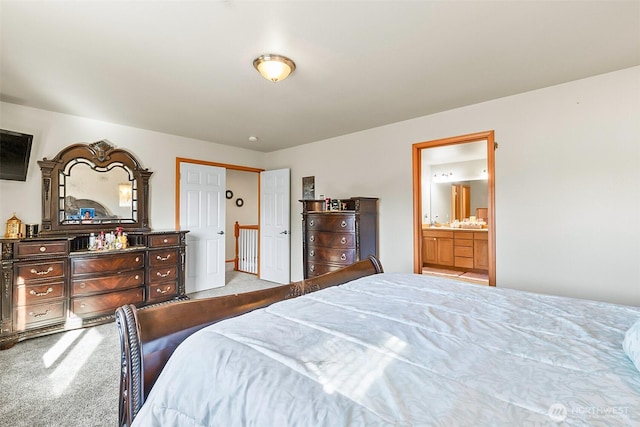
[301,197,378,279]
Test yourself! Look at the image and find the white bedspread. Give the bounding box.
[133,273,640,426]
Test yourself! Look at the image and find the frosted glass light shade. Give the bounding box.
[253,54,296,82]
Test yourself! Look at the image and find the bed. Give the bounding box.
[116,256,640,426]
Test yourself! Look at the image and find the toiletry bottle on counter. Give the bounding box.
[89,232,96,249]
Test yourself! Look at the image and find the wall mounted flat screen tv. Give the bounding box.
[0,129,34,181]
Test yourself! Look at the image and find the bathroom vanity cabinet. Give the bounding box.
[422,228,488,273]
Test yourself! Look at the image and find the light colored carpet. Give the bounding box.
[189,268,282,299]
[0,322,120,427]
[0,270,277,427]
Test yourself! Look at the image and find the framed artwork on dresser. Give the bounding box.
[302,176,315,200]
[80,207,95,219]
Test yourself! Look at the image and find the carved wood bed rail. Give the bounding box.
[115,255,384,427]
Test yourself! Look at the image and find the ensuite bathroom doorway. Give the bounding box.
[412,131,496,286]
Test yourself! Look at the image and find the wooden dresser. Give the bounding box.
[301,197,378,279]
[0,230,188,349]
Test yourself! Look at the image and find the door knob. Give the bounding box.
[218,231,224,235]
[280,230,289,235]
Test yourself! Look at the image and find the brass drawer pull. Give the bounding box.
[340,253,347,261]
[39,246,47,252]
[310,235,315,242]
[340,221,347,228]
[156,286,172,294]
[135,256,141,263]
[163,238,169,243]
[309,250,315,257]
[156,254,172,261]
[30,287,53,297]
[29,309,51,318]
[340,237,347,244]
[30,266,54,276]
[310,265,315,272]
[309,220,314,227]
[156,270,171,278]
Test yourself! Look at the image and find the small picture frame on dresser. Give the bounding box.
[80,208,95,222]
[302,176,315,200]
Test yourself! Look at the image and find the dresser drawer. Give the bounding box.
[14,281,65,306]
[148,249,180,267]
[71,269,144,296]
[308,247,356,264]
[15,240,68,258]
[307,263,345,277]
[306,214,355,232]
[72,287,144,318]
[148,266,178,284]
[147,282,178,303]
[14,301,66,330]
[71,251,144,275]
[15,259,66,284]
[307,232,355,248]
[148,233,180,248]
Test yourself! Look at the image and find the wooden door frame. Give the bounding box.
[175,158,264,273]
[412,131,496,286]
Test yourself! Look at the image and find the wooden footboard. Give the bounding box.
[115,255,383,427]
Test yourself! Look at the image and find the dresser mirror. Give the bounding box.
[38,140,152,235]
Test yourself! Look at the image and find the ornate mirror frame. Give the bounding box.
[38,140,152,235]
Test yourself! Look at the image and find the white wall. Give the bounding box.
[2,67,638,305]
[0,103,265,230]
[224,169,259,259]
[265,66,640,306]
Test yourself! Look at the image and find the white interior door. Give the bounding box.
[180,162,226,293]
[260,168,290,284]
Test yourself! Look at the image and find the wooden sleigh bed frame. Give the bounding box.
[115,255,384,427]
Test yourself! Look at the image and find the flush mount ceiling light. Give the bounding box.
[253,54,296,82]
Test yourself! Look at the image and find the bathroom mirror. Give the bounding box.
[422,142,488,224]
[38,140,152,235]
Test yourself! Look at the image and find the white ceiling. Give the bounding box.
[1,1,639,153]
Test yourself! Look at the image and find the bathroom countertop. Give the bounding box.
[422,225,488,231]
